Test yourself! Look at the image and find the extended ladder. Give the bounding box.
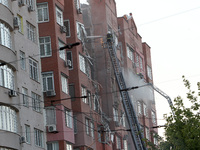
[107,44,147,150]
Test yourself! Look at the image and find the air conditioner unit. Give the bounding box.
[77,8,82,14]
[64,60,72,67]
[8,90,17,97]
[48,124,57,133]
[46,90,56,97]
[18,0,25,7]
[13,17,19,29]
[19,136,26,144]
[28,6,34,12]
[60,26,67,33]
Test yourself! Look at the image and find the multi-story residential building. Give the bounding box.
[36,0,75,149]
[118,13,158,146]
[0,0,46,150]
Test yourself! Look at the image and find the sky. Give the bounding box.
[115,0,200,137]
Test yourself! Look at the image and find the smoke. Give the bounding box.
[122,69,154,106]
[80,0,89,5]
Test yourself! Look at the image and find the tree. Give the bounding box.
[161,76,200,150]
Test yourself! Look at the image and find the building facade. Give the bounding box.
[0,0,46,150]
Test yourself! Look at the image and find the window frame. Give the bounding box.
[22,87,29,107]
[25,124,31,144]
[29,58,39,81]
[32,92,41,112]
[56,6,63,26]
[61,74,68,94]
[27,21,36,42]
[39,36,52,57]
[37,2,49,23]
[65,109,72,128]
[42,72,54,92]
[79,54,86,74]
[34,128,44,148]
[20,51,26,70]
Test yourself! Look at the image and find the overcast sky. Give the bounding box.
[115,0,200,137]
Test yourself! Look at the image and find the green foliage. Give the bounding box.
[162,76,200,150]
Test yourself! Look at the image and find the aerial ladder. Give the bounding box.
[106,32,147,150]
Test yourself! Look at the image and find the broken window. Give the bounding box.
[76,22,87,42]
[64,20,71,37]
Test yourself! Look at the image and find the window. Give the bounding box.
[66,143,72,150]
[56,7,63,26]
[20,51,26,70]
[0,22,12,48]
[27,0,34,7]
[113,107,118,122]
[136,53,139,67]
[143,103,148,117]
[74,0,80,10]
[0,105,17,132]
[29,58,39,81]
[32,92,41,112]
[17,14,23,33]
[42,72,54,92]
[69,84,75,101]
[27,22,36,42]
[65,109,72,128]
[153,133,158,145]
[93,95,99,112]
[151,111,156,124]
[47,142,59,150]
[97,126,102,142]
[67,51,73,69]
[85,118,89,135]
[87,91,92,108]
[64,20,71,37]
[139,56,143,69]
[0,64,14,89]
[90,122,94,138]
[45,107,56,125]
[25,124,31,144]
[123,140,128,150]
[137,101,142,115]
[116,135,121,149]
[34,128,44,147]
[120,113,125,127]
[127,45,134,61]
[59,40,65,60]
[76,22,87,41]
[37,3,49,22]
[39,36,51,57]
[22,87,28,107]
[147,65,152,80]
[0,0,9,7]
[145,127,150,140]
[79,54,86,73]
[81,86,87,103]
[61,75,68,94]
[73,116,77,134]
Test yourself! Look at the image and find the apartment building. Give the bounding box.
[0,0,46,150]
[37,0,75,149]
[118,14,158,145]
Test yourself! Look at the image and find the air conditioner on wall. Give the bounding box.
[18,0,25,7]
[8,90,17,97]
[46,90,56,97]
[13,17,19,29]
[60,26,67,33]
[19,136,26,144]
[28,6,34,12]
[48,124,57,133]
[77,8,82,14]
[64,60,72,68]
